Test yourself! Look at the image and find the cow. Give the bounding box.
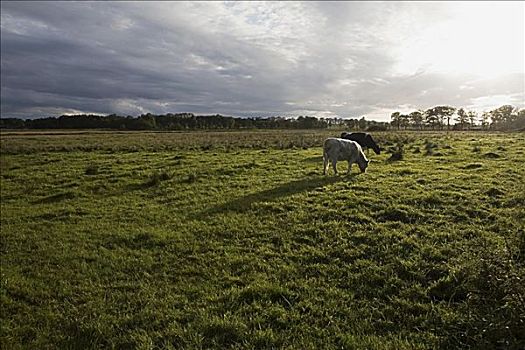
[340,132,380,155]
[323,138,369,176]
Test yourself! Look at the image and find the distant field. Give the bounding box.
[1,130,524,349]
[0,129,338,154]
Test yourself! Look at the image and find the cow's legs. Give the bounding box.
[332,160,338,176]
[347,161,352,174]
[323,155,329,175]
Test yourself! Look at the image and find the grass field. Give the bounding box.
[1,130,524,349]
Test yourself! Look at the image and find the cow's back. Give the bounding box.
[341,132,380,154]
[341,132,367,144]
[324,138,359,161]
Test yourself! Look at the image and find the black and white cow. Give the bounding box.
[340,132,380,155]
[323,138,369,175]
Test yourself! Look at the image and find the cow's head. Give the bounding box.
[366,135,381,155]
[358,159,370,173]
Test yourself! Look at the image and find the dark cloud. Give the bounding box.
[1,1,523,121]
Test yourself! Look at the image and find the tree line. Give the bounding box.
[1,104,523,131]
[390,105,524,131]
[0,113,389,131]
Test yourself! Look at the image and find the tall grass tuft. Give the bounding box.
[84,164,99,175]
[387,143,404,161]
[145,170,172,187]
[424,141,437,156]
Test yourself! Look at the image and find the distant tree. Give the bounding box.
[409,110,424,130]
[424,106,456,130]
[424,108,439,130]
[344,118,359,130]
[467,111,478,129]
[139,113,157,129]
[515,109,525,130]
[397,114,409,130]
[499,107,524,130]
[0,118,25,129]
[296,115,319,128]
[391,112,401,130]
[358,116,367,130]
[455,108,469,130]
[479,112,491,130]
[26,117,60,129]
[489,105,513,129]
[440,106,456,130]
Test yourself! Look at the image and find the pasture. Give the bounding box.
[1,130,524,349]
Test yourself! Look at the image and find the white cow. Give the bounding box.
[323,138,369,175]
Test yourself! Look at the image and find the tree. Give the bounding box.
[433,106,456,130]
[397,114,409,130]
[358,116,367,130]
[409,110,424,130]
[515,109,525,130]
[391,112,401,130]
[489,105,513,129]
[0,118,25,129]
[422,106,456,130]
[345,118,358,130]
[424,108,439,130]
[455,108,469,130]
[479,112,491,130]
[467,111,478,129]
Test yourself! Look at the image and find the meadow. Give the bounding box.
[1,129,524,349]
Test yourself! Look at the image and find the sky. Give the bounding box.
[1,1,524,122]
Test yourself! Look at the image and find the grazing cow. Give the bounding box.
[323,138,369,175]
[340,132,380,155]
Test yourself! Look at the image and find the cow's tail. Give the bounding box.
[323,139,330,174]
[323,139,331,160]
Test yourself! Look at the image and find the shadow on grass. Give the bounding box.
[195,174,355,218]
[33,191,78,204]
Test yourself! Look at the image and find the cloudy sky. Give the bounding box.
[1,1,523,121]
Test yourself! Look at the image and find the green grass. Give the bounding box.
[1,130,524,349]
